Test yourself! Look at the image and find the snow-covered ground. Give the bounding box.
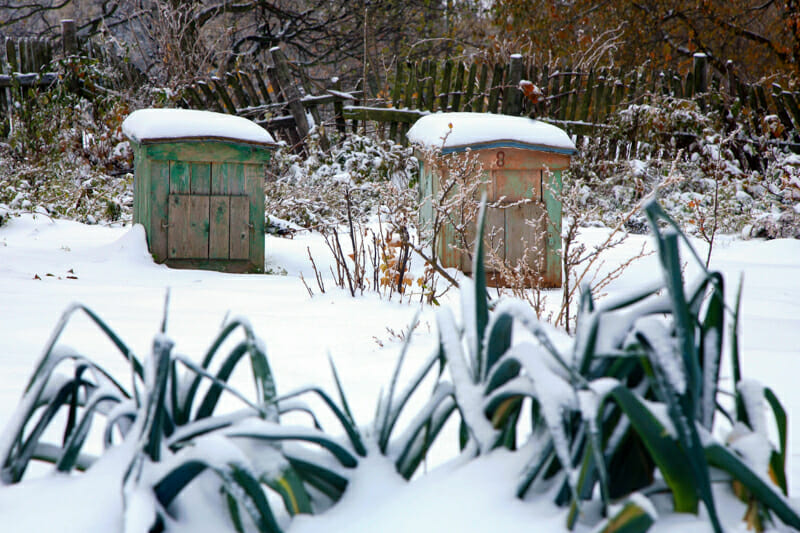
[0,213,798,531]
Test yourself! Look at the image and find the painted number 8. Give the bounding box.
[496,150,505,167]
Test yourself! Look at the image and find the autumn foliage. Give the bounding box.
[490,0,800,83]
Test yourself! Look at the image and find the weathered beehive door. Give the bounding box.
[503,202,548,277]
[409,113,575,288]
[439,150,564,287]
[167,194,250,260]
[149,159,261,270]
[494,165,549,281]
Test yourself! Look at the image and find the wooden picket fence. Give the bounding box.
[0,35,55,136]
[3,19,799,162]
[357,54,799,140]
[182,52,800,163]
[178,47,364,150]
[0,20,141,137]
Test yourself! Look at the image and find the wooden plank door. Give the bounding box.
[461,206,505,274]
[168,194,210,259]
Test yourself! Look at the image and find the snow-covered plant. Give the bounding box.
[565,90,800,239]
[0,301,365,532]
[438,199,800,532]
[265,132,417,229]
[0,55,135,226]
[0,293,460,532]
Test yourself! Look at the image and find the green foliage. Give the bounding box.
[0,303,347,532]
[0,299,450,531]
[443,198,799,532]
[265,131,417,228]
[0,55,134,225]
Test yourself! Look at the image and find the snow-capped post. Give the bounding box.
[269,46,310,148]
[122,108,276,273]
[503,54,524,116]
[60,19,77,57]
[408,112,577,288]
[331,77,347,133]
[693,53,708,111]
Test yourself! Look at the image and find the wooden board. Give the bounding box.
[209,195,230,259]
[505,202,547,277]
[418,162,434,240]
[475,147,571,172]
[149,160,170,262]
[169,160,190,194]
[437,220,459,269]
[229,195,250,260]
[460,206,505,274]
[191,162,211,194]
[168,194,210,259]
[211,162,226,195]
[543,169,563,287]
[132,145,145,225]
[143,140,273,163]
[244,163,264,269]
[492,168,542,202]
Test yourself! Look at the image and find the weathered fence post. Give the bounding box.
[399,61,416,144]
[438,59,452,112]
[389,61,404,142]
[331,77,347,134]
[487,63,504,113]
[270,46,310,145]
[6,38,18,72]
[450,61,465,112]
[61,20,77,56]
[693,53,708,110]
[503,54,523,116]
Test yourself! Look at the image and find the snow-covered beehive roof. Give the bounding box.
[122,108,276,147]
[407,112,576,155]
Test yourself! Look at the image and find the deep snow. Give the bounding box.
[0,213,798,531]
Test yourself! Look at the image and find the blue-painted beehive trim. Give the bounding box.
[440,140,577,156]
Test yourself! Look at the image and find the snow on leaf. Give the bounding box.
[738,379,767,436]
[499,342,577,484]
[437,308,497,453]
[460,277,478,377]
[634,316,686,395]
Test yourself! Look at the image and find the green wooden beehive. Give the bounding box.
[408,112,576,288]
[123,109,276,273]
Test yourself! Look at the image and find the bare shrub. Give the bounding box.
[555,164,688,332]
